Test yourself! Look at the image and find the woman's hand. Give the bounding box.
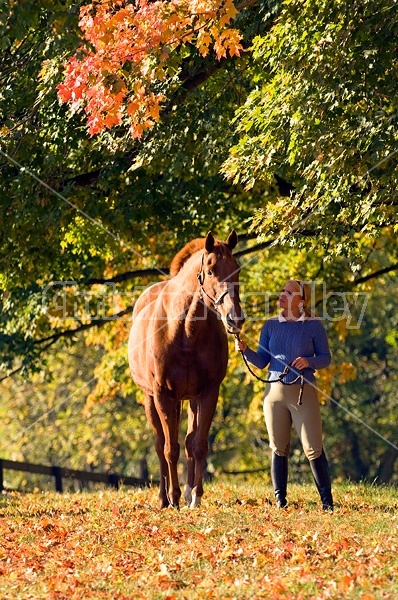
[235,338,248,353]
[292,356,310,370]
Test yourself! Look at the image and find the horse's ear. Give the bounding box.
[205,231,215,253]
[225,230,238,250]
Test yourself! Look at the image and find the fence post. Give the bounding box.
[52,466,63,493]
[108,473,120,489]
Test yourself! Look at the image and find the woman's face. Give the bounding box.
[278,282,302,313]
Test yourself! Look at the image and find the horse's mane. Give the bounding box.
[169,238,205,277]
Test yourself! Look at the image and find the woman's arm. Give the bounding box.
[241,323,271,370]
[307,321,331,370]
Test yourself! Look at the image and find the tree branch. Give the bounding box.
[35,306,134,346]
[85,268,170,286]
[81,231,317,286]
[352,263,398,286]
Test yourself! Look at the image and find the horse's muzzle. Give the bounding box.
[226,313,245,334]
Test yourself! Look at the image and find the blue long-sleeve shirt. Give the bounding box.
[244,317,331,383]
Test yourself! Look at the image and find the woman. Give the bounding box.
[235,280,333,511]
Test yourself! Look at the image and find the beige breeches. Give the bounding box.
[263,382,323,460]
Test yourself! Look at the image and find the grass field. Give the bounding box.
[1,480,397,599]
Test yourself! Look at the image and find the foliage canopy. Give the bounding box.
[0,0,397,484]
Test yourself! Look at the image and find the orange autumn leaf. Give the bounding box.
[126,100,140,115]
[340,573,356,590]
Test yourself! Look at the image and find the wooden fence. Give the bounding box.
[0,458,152,493]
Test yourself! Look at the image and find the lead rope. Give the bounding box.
[234,333,304,406]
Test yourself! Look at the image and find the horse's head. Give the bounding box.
[197,230,245,334]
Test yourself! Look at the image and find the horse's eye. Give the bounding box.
[207,270,213,276]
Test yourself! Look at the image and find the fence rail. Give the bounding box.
[0,458,152,493]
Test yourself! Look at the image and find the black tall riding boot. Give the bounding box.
[271,453,288,508]
[310,449,334,511]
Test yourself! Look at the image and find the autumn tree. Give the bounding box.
[1,0,397,483]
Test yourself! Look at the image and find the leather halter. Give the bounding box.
[196,253,230,307]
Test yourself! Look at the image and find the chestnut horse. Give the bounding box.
[128,231,244,508]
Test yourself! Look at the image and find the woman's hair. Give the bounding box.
[286,280,314,318]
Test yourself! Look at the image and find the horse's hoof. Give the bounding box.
[190,491,201,509]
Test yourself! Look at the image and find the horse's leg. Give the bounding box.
[184,399,197,506]
[190,386,219,509]
[154,393,182,508]
[144,394,168,508]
